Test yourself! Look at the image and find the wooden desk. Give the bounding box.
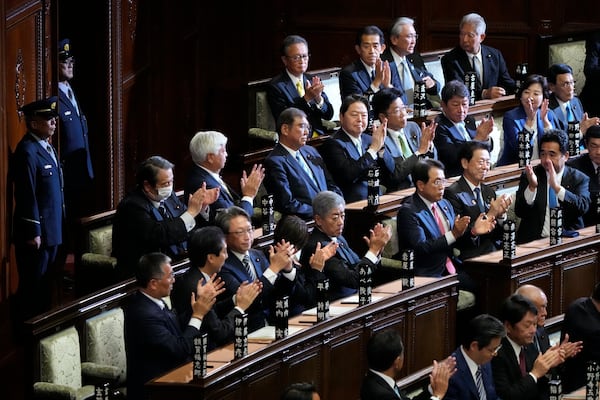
[463,226,600,317]
[147,276,458,400]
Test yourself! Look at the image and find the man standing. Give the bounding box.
[567,125,600,226]
[445,314,505,400]
[434,80,494,177]
[514,129,590,243]
[57,38,94,221]
[185,130,264,223]
[112,156,218,279]
[382,17,441,108]
[11,97,63,323]
[264,107,342,219]
[441,13,515,100]
[444,141,511,260]
[339,25,402,101]
[267,35,334,136]
[124,252,220,400]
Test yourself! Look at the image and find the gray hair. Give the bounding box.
[312,191,345,217]
[390,17,415,37]
[460,13,486,35]
[189,130,228,164]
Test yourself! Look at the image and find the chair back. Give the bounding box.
[39,326,83,388]
[85,307,126,382]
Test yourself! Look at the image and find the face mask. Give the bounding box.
[156,184,173,201]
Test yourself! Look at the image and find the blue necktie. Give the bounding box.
[474,187,485,213]
[548,186,558,209]
[457,122,471,141]
[565,102,574,122]
[242,254,257,281]
[296,152,317,186]
[401,59,414,102]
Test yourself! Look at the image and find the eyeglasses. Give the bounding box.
[432,178,447,187]
[287,54,310,62]
[560,80,576,88]
[405,34,419,40]
[488,344,502,355]
[228,227,254,237]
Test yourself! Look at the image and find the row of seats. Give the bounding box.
[34,308,126,399]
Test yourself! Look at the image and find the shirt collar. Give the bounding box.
[140,290,165,309]
[285,70,303,85]
[460,346,481,378]
[368,369,397,390]
[343,130,362,148]
[280,142,299,158]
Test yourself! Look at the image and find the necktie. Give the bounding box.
[474,187,485,213]
[158,202,169,219]
[548,186,558,209]
[396,130,412,158]
[45,143,58,166]
[565,102,574,122]
[355,140,363,157]
[475,366,487,400]
[296,80,305,97]
[472,56,482,85]
[519,347,527,376]
[596,166,600,187]
[242,254,257,281]
[457,122,471,141]
[401,59,414,102]
[67,88,73,100]
[393,384,401,398]
[295,152,316,185]
[370,69,376,82]
[432,204,456,274]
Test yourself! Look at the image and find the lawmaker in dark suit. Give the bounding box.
[381,17,441,108]
[339,25,403,102]
[371,88,438,191]
[514,130,590,244]
[57,39,94,221]
[434,80,494,177]
[185,130,263,223]
[441,13,515,100]
[124,253,217,400]
[171,227,261,350]
[113,156,216,279]
[319,95,395,203]
[445,314,505,400]
[266,35,334,135]
[264,107,342,219]
[299,191,391,304]
[215,206,297,332]
[497,74,561,166]
[567,125,600,225]
[444,142,512,260]
[492,294,564,400]
[580,31,600,118]
[547,63,600,136]
[11,97,64,322]
[396,160,494,282]
[361,329,454,400]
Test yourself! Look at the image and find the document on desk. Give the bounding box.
[247,325,304,341]
[302,305,350,317]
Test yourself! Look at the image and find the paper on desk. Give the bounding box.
[301,306,350,317]
[340,295,383,304]
[247,325,304,340]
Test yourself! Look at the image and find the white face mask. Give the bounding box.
[156,184,173,201]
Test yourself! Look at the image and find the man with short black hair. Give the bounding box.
[567,125,600,225]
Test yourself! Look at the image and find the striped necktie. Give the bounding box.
[476,367,487,400]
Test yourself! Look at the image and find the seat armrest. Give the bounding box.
[81,362,123,382]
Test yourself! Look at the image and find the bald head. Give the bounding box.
[515,285,548,327]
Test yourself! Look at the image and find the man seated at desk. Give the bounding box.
[124,252,220,400]
[396,159,495,293]
[370,87,437,191]
[444,141,511,260]
[264,107,342,220]
[266,35,334,136]
[514,129,590,244]
[434,80,494,177]
[300,190,391,303]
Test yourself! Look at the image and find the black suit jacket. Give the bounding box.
[515,164,590,244]
[266,71,334,135]
[112,188,189,278]
[567,153,600,226]
[300,228,378,305]
[264,143,341,219]
[441,44,516,100]
[360,370,432,400]
[339,59,403,101]
[434,113,484,177]
[170,266,240,350]
[124,291,199,400]
[491,337,541,400]
[444,176,500,260]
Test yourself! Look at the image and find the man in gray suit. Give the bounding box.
[371,87,437,191]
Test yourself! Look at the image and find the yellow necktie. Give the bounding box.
[296,80,305,97]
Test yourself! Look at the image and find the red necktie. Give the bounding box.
[519,347,527,376]
[432,204,456,274]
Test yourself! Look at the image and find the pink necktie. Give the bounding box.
[432,204,456,274]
